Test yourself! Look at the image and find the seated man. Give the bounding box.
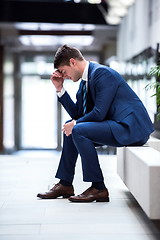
[37,45,154,203]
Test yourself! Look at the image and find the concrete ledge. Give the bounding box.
[147,136,160,152]
[117,138,160,219]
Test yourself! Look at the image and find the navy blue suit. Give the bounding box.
[55,62,154,183]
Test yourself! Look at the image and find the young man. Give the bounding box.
[37,45,154,202]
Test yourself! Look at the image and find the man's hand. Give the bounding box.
[62,120,76,136]
[50,70,64,92]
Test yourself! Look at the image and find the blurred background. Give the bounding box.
[0,0,160,154]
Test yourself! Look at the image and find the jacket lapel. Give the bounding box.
[87,62,95,112]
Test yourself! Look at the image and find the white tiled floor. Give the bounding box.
[0,151,160,240]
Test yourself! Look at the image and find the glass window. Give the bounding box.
[3,55,15,149]
[21,75,57,149]
[21,54,57,149]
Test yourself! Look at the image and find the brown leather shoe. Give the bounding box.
[37,183,74,199]
[68,186,109,203]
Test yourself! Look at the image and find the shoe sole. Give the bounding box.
[37,194,74,199]
[69,197,110,203]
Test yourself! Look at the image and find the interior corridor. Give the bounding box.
[0,151,160,240]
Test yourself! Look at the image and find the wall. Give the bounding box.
[0,45,4,151]
[117,0,160,61]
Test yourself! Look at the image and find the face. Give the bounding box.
[58,59,82,82]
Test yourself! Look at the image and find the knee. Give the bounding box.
[72,124,80,136]
[72,123,85,138]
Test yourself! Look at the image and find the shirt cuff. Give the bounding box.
[56,87,65,98]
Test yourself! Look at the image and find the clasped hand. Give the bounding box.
[62,120,76,136]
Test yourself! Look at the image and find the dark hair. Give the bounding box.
[54,45,84,68]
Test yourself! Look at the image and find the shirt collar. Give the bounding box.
[81,61,89,81]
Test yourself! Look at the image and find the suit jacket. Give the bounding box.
[58,62,154,145]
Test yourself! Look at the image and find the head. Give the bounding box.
[54,45,86,82]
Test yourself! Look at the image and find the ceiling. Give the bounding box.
[0,0,130,52]
[0,1,108,24]
[0,23,117,52]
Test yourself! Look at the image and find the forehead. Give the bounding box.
[58,65,71,73]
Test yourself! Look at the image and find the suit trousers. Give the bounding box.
[55,120,123,183]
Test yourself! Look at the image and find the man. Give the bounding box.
[37,45,154,202]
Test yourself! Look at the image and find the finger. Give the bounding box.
[62,130,67,135]
[51,72,62,79]
[54,70,63,78]
[50,75,61,81]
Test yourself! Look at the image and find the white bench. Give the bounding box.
[117,137,160,219]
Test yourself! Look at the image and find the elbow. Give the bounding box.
[96,115,105,121]
[94,109,106,121]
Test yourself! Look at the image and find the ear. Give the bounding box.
[69,58,76,66]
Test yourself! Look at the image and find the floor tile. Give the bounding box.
[0,151,160,240]
[0,224,40,235]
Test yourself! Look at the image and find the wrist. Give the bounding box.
[56,87,65,98]
[56,87,63,93]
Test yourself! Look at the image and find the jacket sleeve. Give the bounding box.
[76,68,119,123]
[58,91,79,119]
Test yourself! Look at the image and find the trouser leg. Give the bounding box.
[72,121,121,182]
[55,133,78,183]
